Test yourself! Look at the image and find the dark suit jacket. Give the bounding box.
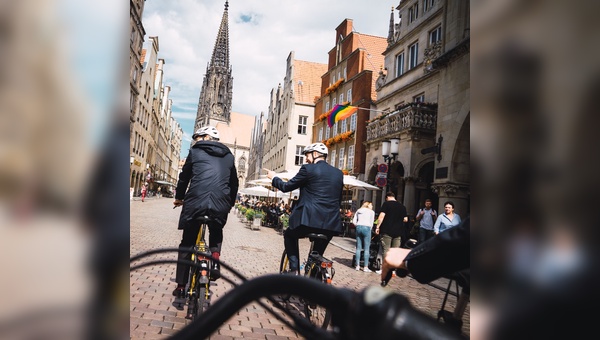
[405,216,470,284]
[271,161,343,233]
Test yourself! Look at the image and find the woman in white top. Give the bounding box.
[352,201,376,272]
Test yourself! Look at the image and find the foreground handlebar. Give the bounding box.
[170,274,464,340]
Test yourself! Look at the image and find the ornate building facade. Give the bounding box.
[365,0,470,215]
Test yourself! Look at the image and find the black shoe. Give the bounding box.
[172,287,185,298]
[210,262,221,281]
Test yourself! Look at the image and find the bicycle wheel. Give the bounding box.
[196,284,209,318]
[303,268,332,329]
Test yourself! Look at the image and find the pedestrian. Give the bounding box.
[352,201,375,272]
[433,201,461,235]
[374,191,408,271]
[264,142,343,274]
[172,126,239,298]
[416,198,437,243]
[141,185,147,202]
[290,195,298,211]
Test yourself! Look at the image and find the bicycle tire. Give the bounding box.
[196,285,209,318]
[303,267,332,329]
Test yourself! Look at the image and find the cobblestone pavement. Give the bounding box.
[130,198,470,339]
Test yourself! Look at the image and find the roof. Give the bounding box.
[213,111,255,149]
[294,60,327,104]
[353,33,387,100]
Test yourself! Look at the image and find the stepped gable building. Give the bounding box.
[312,19,387,206]
[193,1,253,188]
[261,52,327,175]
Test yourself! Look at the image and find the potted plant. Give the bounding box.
[253,211,263,229]
[245,209,255,224]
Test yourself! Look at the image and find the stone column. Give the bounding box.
[431,183,470,217]
[403,176,417,216]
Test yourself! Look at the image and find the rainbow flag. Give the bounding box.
[327,103,358,127]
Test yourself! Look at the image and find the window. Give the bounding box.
[409,42,419,69]
[339,93,344,104]
[409,8,414,23]
[350,113,357,130]
[343,68,347,79]
[429,26,442,44]
[347,145,355,171]
[338,147,345,168]
[341,119,347,133]
[298,115,308,134]
[318,127,323,141]
[332,98,337,107]
[295,146,305,165]
[347,89,352,104]
[414,93,425,102]
[330,150,336,166]
[325,101,330,113]
[396,53,405,77]
[333,122,338,136]
[325,126,330,139]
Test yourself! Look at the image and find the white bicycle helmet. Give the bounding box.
[192,126,220,140]
[302,142,328,155]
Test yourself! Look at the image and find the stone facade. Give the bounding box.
[365,0,470,216]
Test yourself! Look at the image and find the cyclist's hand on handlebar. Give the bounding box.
[173,199,183,208]
[381,248,411,285]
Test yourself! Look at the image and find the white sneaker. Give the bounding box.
[355,266,360,271]
[363,268,372,273]
[375,269,382,274]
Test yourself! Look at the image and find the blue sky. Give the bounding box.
[142,0,397,158]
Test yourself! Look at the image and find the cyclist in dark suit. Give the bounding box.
[265,142,344,273]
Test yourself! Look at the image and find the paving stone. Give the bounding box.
[131,199,470,338]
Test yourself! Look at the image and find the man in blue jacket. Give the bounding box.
[265,142,343,273]
[172,126,238,297]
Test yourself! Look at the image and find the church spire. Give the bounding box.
[387,6,395,46]
[210,1,230,70]
[194,1,233,132]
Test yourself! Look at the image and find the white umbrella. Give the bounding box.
[343,175,380,190]
[239,186,276,197]
[247,176,273,186]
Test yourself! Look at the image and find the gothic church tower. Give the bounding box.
[195,1,233,131]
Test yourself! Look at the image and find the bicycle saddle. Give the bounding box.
[306,233,328,241]
[197,215,214,223]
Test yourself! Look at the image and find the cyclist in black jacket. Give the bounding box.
[172,126,239,297]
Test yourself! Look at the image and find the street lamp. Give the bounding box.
[382,138,400,192]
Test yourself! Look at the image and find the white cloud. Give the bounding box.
[142,0,396,157]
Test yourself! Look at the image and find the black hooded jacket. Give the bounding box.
[176,141,239,229]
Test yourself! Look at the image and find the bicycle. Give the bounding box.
[279,233,335,329]
[173,215,215,320]
[131,246,466,339]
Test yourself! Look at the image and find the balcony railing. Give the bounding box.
[366,104,437,142]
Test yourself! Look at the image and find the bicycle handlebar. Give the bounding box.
[169,274,465,340]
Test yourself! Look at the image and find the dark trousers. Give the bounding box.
[175,220,223,285]
[284,226,335,271]
[418,228,435,244]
